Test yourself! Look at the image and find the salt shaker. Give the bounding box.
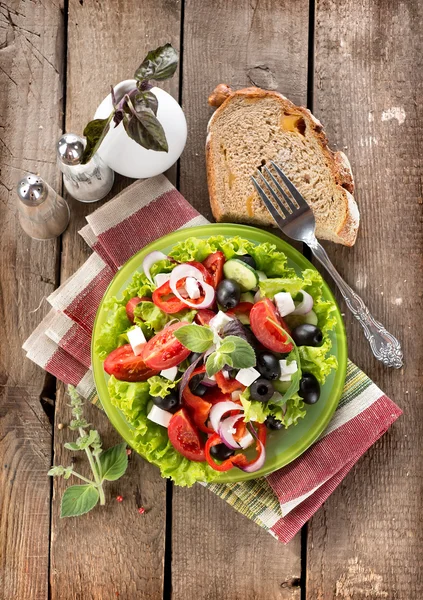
[17,174,70,240]
[57,133,114,203]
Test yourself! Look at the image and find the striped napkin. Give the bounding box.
[23,175,402,544]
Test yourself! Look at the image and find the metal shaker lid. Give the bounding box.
[57,133,85,166]
[17,174,48,206]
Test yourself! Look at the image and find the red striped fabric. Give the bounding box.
[64,265,115,333]
[60,322,92,369]
[268,395,402,543]
[97,190,200,268]
[45,346,89,386]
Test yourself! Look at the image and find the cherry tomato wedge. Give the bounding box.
[104,344,159,382]
[152,281,188,314]
[125,296,151,323]
[214,371,246,394]
[186,261,214,286]
[194,309,216,326]
[226,302,254,323]
[250,298,293,353]
[202,251,225,288]
[182,366,213,433]
[142,322,191,370]
[168,408,205,462]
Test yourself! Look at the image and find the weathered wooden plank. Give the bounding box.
[307,1,423,598]
[0,1,65,599]
[172,2,310,598]
[49,2,181,599]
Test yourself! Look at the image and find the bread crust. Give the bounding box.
[206,86,359,246]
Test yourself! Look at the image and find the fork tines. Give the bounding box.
[251,161,308,224]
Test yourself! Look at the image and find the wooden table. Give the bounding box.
[1,1,422,598]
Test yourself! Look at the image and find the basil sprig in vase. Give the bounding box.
[82,44,187,179]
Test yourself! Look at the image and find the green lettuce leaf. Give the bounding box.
[108,376,219,487]
[95,304,131,359]
[147,375,179,398]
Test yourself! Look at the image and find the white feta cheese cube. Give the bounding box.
[147,405,173,428]
[154,273,171,288]
[279,359,298,381]
[127,326,146,356]
[235,367,261,387]
[185,276,201,299]
[160,366,178,381]
[274,292,296,317]
[209,310,233,332]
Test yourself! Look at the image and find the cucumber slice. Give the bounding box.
[273,379,291,393]
[285,309,318,329]
[240,292,255,303]
[223,259,259,292]
[256,270,268,282]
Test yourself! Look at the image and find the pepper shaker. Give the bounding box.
[57,133,114,203]
[17,174,70,240]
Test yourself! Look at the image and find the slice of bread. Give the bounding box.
[206,85,359,246]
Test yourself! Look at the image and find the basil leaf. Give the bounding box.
[124,109,169,152]
[205,351,227,377]
[174,324,214,352]
[98,442,128,481]
[60,485,99,518]
[218,339,236,354]
[223,335,256,369]
[80,115,112,164]
[134,43,178,82]
[134,91,159,116]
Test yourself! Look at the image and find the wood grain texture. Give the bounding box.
[49,2,181,599]
[172,2,309,599]
[307,0,423,598]
[0,1,65,599]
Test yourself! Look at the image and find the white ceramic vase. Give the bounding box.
[94,79,187,179]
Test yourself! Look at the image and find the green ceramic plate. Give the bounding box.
[92,224,347,483]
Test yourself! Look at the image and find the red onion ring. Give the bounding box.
[202,376,217,387]
[209,401,243,433]
[169,264,215,309]
[142,251,168,284]
[235,423,266,473]
[219,414,254,450]
[291,290,314,315]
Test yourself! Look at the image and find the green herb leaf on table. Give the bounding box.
[98,442,128,481]
[174,324,214,352]
[134,43,178,82]
[134,90,159,116]
[60,485,100,518]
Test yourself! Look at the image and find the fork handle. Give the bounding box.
[308,239,403,368]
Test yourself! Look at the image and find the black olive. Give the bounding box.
[188,352,203,365]
[237,254,257,269]
[210,443,235,461]
[216,279,241,309]
[299,372,320,404]
[265,415,284,430]
[250,378,274,403]
[152,392,180,413]
[257,353,281,380]
[189,374,208,397]
[291,324,323,347]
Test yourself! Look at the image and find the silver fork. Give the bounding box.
[252,161,403,368]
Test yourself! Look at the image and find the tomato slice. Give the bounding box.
[182,366,213,433]
[194,309,216,326]
[202,251,225,288]
[152,281,188,314]
[214,371,245,394]
[104,344,159,382]
[142,322,191,370]
[186,261,214,286]
[125,296,151,323]
[226,302,254,323]
[168,408,205,462]
[250,298,293,353]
